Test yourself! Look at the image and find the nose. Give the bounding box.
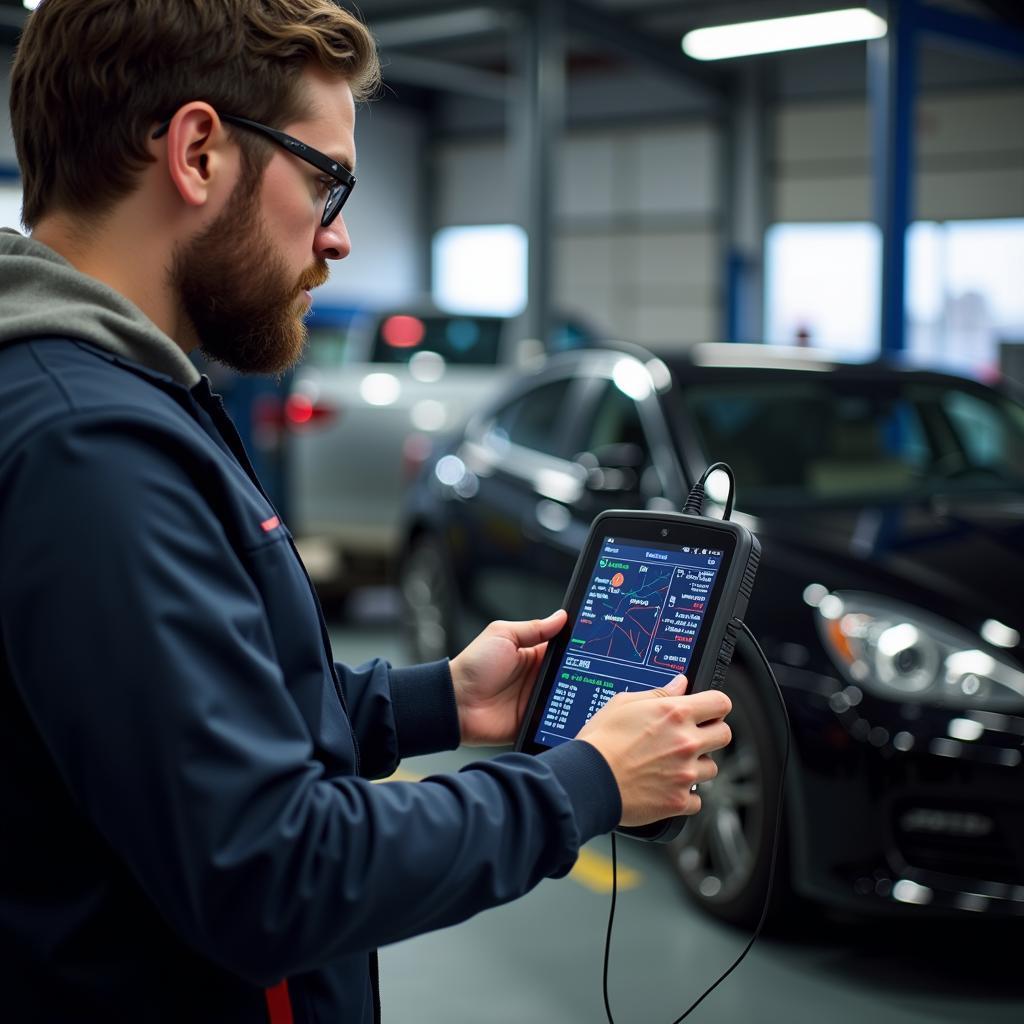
[314,214,351,261]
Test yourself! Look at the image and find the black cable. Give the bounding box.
[603,834,618,1024]
[601,461,793,1023]
[601,627,791,1023]
[682,462,736,522]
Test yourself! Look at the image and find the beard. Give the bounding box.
[171,176,330,376]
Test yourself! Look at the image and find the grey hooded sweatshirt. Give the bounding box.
[0,226,200,385]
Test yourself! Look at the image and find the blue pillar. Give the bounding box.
[869,0,1024,358]
[869,0,918,356]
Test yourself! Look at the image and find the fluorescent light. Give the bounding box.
[682,7,886,61]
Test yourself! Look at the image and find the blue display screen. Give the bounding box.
[533,536,725,749]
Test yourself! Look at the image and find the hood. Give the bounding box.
[755,494,1024,630]
[0,227,199,387]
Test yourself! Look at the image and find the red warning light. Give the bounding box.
[381,315,426,349]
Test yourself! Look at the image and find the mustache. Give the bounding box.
[297,259,330,292]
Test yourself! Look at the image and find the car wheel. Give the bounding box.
[399,534,461,662]
[667,664,792,929]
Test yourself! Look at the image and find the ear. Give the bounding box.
[154,103,236,209]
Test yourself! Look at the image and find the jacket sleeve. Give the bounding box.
[331,656,461,780]
[0,410,621,986]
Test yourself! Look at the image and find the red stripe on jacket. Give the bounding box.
[265,980,294,1024]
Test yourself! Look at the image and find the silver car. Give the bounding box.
[286,306,591,602]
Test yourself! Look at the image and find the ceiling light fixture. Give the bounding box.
[682,7,887,61]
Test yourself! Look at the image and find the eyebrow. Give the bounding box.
[326,153,355,175]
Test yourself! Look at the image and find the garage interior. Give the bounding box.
[2,1,1022,1022]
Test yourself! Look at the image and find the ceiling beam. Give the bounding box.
[367,0,730,100]
[973,0,1024,30]
[380,51,509,100]
[371,5,509,48]
[563,0,729,101]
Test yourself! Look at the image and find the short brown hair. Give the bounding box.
[10,0,380,229]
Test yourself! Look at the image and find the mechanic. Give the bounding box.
[0,2,732,1022]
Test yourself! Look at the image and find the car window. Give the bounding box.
[577,381,665,502]
[488,378,575,457]
[941,390,1024,474]
[681,378,1024,503]
[584,381,650,453]
[369,314,503,366]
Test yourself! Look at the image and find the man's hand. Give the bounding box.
[577,675,732,826]
[449,610,568,746]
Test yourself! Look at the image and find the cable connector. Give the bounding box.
[682,479,706,517]
[683,461,736,521]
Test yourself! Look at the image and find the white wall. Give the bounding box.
[319,101,426,306]
[435,82,1024,352]
[436,119,722,349]
[773,86,1024,222]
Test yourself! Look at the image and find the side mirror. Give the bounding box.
[575,442,646,493]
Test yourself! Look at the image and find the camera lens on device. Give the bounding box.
[660,528,668,537]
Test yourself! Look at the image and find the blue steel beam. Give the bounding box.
[916,3,1024,61]
[870,0,918,356]
[869,0,1024,357]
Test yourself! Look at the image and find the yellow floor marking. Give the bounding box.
[379,766,643,893]
[570,847,641,893]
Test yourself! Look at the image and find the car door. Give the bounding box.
[457,369,593,625]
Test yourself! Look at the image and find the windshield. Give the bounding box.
[682,377,1024,504]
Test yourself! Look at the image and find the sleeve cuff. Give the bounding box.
[536,740,621,845]
[388,659,461,758]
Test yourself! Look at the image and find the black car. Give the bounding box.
[397,342,1024,925]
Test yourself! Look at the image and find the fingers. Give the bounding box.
[619,673,688,703]
[697,720,732,755]
[686,689,732,724]
[607,679,729,723]
[663,674,689,696]
[695,752,721,783]
[492,610,567,648]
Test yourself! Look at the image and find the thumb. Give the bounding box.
[617,674,689,703]
[613,673,687,705]
[658,674,690,697]
[498,609,568,648]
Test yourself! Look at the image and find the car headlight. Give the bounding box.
[813,591,1024,710]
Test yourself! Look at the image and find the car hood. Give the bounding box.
[750,491,1024,631]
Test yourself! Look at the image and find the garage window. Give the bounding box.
[765,218,1024,376]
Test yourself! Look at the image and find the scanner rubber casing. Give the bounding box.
[514,509,761,844]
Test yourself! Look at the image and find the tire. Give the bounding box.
[667,663,793,929]
[398,534,462,662]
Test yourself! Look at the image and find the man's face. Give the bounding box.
[172,72,356,375]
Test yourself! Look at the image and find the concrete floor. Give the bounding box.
[330,591,1024,1024]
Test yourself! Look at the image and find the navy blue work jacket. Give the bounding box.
[0,338,620,1023]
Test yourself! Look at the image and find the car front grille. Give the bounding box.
[893,800,1024,885]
